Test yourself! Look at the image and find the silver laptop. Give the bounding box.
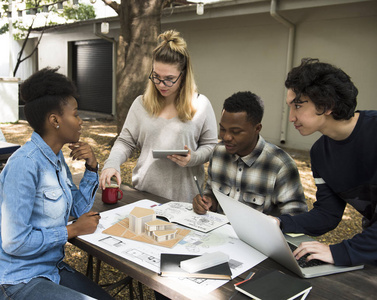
[213,189,364,278]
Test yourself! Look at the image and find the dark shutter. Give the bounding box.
[72,40,113,114]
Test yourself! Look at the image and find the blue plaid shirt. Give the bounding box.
[204,136,307,216]
[0,132,98,285]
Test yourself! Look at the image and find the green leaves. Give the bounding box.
[61,3,96,21]
[0,0,97,37]
[0,23,9,35]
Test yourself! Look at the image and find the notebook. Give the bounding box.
[159,253,232,280]
[235,270,312,300]
[213,189,364,278]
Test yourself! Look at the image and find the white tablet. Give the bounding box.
[152,150,189,158]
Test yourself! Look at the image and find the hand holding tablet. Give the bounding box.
[152,150,189,158]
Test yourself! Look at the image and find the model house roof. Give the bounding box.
[146,219,173,226]
[129,207,155,218]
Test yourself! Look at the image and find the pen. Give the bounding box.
[194,176,203,197]
[234,272,255,286]
[72,213,100,223]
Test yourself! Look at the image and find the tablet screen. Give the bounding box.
[152,150,189,158]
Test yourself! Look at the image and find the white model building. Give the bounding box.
[128,207,178,242]
[129,207,155,235]
[145,219,176,237]
[152,229,178,243]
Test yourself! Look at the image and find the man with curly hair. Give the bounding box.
[279,58,377,267]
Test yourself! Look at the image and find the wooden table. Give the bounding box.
[70,173,377,300]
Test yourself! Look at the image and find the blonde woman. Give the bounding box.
[100,30,218,202]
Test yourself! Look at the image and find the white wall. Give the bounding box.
[0,34,37,81]
[35,0,377,150]
[0,34,12,78]
[282,4,377,148]
[162,2,377,150]
[0,78,19,122]
[163,14,292,147]
[39,29,97,76]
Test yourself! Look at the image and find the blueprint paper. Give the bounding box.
[152,201,229,232]
[102,213,190,248]
[78,200,267,294]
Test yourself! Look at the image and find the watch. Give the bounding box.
[85,162,99,173]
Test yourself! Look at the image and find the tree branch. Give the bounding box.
[19,28,44,64]
[13,17,36,77]
[102,0,120,13]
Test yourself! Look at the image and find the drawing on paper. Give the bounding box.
[153,202,229,233]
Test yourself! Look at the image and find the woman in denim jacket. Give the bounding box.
[0,68,113,300]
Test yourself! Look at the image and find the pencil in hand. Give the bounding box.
[194,176,203,197]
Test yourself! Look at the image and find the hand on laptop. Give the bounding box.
[293,241,335,264]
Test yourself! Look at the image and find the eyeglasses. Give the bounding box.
[149,71,182,87]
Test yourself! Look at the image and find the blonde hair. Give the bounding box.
[143,30,197,121]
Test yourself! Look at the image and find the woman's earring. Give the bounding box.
[56,125,60,129]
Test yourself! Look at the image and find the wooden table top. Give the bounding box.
[70,173,377,300]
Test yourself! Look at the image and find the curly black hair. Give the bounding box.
[21,67,79,135]
[285,58,358,120]
[223,91,264,125]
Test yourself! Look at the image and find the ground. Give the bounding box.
[0,119,362,299]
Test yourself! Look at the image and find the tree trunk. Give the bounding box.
[116,0,164,133]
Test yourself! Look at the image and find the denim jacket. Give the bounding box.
[0,132,98,284]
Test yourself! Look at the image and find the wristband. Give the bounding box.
[85,162,99,173]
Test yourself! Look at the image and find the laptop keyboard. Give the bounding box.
[288,243,327,268]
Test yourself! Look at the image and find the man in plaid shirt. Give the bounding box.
[193,91,307,217]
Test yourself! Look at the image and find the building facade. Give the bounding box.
[5,0,377,150]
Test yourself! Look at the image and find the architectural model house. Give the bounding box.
[145,219,177,236]
[128,207,178,242]
[152,229,178,243]
[129,207,156,235]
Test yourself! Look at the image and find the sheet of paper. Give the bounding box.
[79,200,267,295]
[152,201,229,232]
[286,233,305,238]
